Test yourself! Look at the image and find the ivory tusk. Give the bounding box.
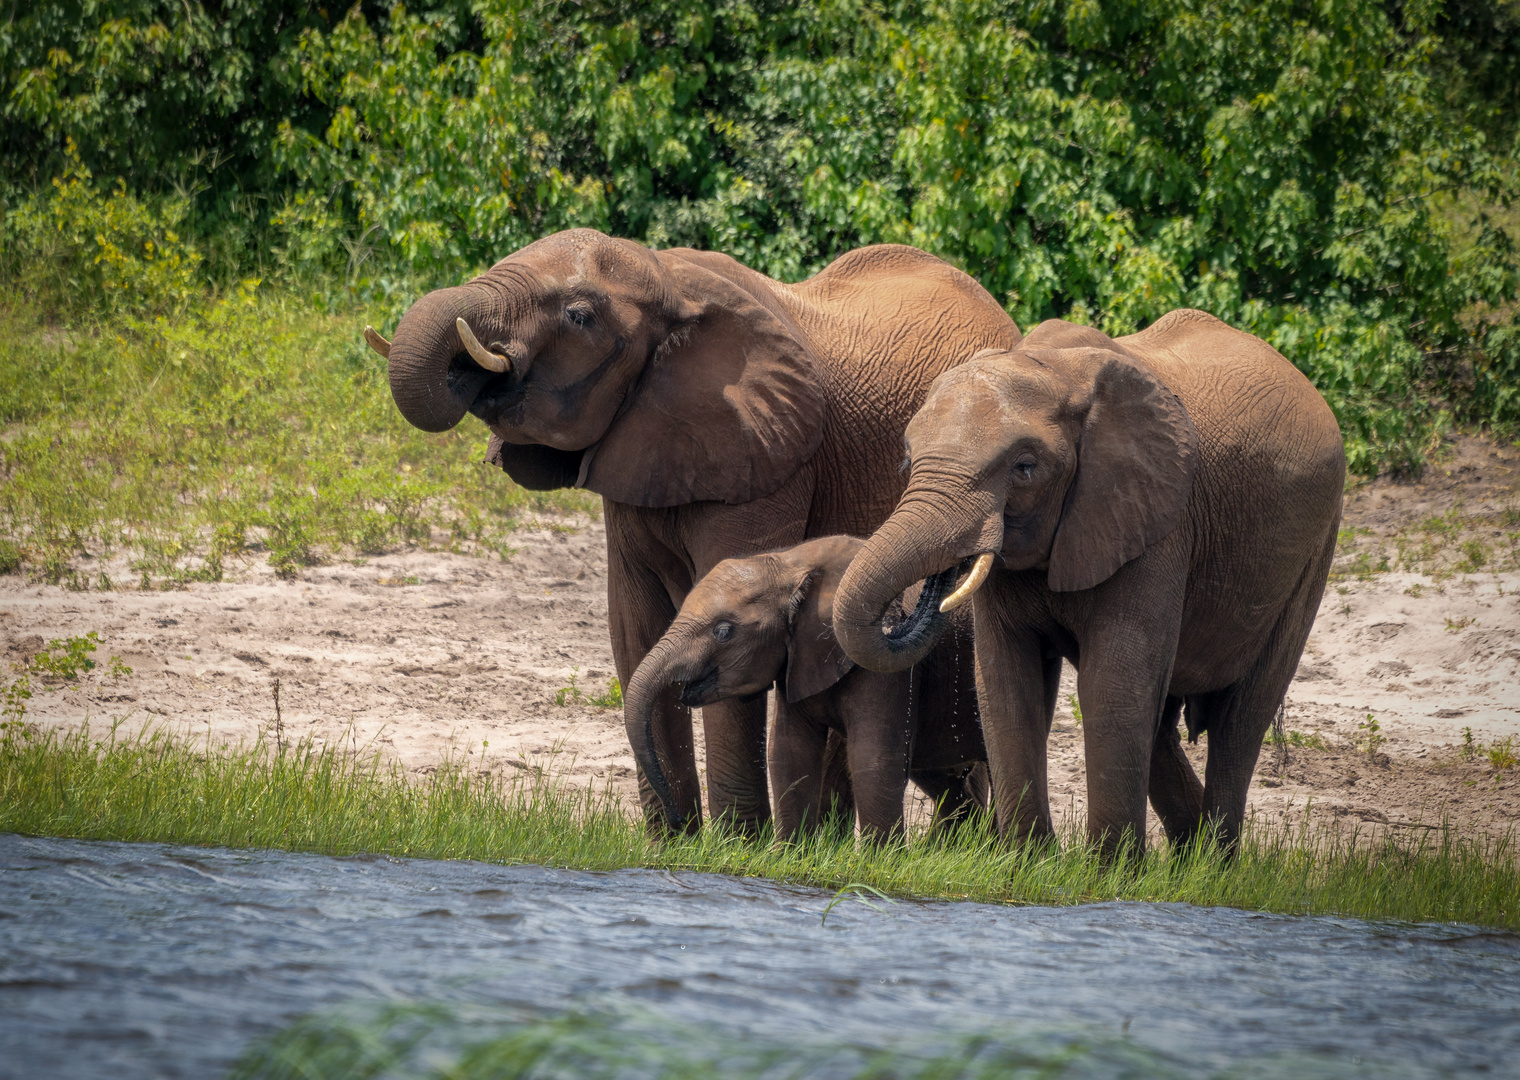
[456,317,510,374]
[363,325,391,359]
[939,552,995,614]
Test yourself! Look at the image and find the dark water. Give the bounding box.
[1,834,1517,1079]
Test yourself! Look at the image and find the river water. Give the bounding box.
[0,833,1516,1078]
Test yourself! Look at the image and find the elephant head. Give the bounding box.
[622,536,863,829]
[369,229,824,506]
[833,322,1198,673]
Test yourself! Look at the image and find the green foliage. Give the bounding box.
[1,633,127,738]
[230,1003,1175,1079]
[590,677,624,709]
[0,140,203,316]
[1,721,1516,928]
[3,0,1519,472]
[1263,728,1331,751]
[1356,713,1386,755]
[0,291,596,585]
[30,631,99,679]
[555,672,623,708]
[0,0,351,280]
[1460,727,1518,771]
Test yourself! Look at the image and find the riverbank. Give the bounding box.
[0,721,1514,929]
[3,502,1517,845]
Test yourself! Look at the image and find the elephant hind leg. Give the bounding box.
[911,763,992,835]
[1148,695,1205,846]
[1200,529,1338,851]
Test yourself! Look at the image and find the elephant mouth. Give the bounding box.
[449,354,523,425]
[678,666,721,707]
[880,561,967,646]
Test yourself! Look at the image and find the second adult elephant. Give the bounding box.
[832,312,1345,854]
[374,229,1019,834]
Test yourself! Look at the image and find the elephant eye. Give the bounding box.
[565,302,595,328]
[1012,457,1037,480]
[713,621,734,642]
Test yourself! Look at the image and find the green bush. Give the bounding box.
[0,289,597,582]
[3,0,1519,473]
[0,140,203,316]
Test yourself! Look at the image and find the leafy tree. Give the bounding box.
[3,0,1517,471]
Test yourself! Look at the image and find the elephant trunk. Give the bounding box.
[622,624,706,831]
[387,283,510,433]
[834,484,1004,673]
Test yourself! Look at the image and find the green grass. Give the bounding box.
[228,1002,1199,1080]
[0,292,598,587]
[1,721,1514,930]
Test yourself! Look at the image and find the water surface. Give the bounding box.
[0,834,1516,1077]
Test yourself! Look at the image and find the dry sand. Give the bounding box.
[4,436,1519,841]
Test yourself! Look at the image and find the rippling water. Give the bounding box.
[1,833,1516,1078]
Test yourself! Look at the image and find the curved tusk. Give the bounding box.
[939,552,995,614]
[456,317,510,374]
[363,325,391,359]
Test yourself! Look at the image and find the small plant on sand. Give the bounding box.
[554,670,583,707]
[1068,693,1083,726]
[555,671,623,710]
[1462,727,1479,760]
[30,633,101,679]
[1,634,129,731]
[1356,714,1386,755]
[1455,540,1489,574]
[1487,737,1517,773]
[1404,583,1425,598]
[1264,728,1330,751]
[589,678,623,709]
[1444,616,1475,633]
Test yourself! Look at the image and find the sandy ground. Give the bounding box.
[4,435,1519,842]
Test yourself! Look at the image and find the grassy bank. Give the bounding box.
[0,293,596,588]
[1,722,1513,930]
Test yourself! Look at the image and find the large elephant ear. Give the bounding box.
[579,253,825,507]
[1047,353,1198,592]
[485,433,585,491]
[783,562,856,704]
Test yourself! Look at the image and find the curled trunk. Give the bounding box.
[622,631,698,832]
[834,487,1004,673]
[387,284,507,433]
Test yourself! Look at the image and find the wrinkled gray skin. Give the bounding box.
[625,536,988,842]
[833,313,1346,856]
[378,228,1018,837]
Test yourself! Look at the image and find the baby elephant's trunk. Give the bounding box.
[622,633,694,833]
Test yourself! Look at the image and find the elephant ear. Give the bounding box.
[579,253,825,507]
[783,564,856,704]
[485,433,585,491]
[1047,353,1198,593]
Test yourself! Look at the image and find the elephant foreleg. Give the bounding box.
[1076,559,1187,859]
[974,600,1062,844]
[818,729,856,838]
[770,701,829,842]
[701,696,772,836]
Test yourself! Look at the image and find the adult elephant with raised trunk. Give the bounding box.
[370,229,1020,834]
[832,313,1345,855]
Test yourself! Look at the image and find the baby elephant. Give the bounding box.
[624,535,988,842]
